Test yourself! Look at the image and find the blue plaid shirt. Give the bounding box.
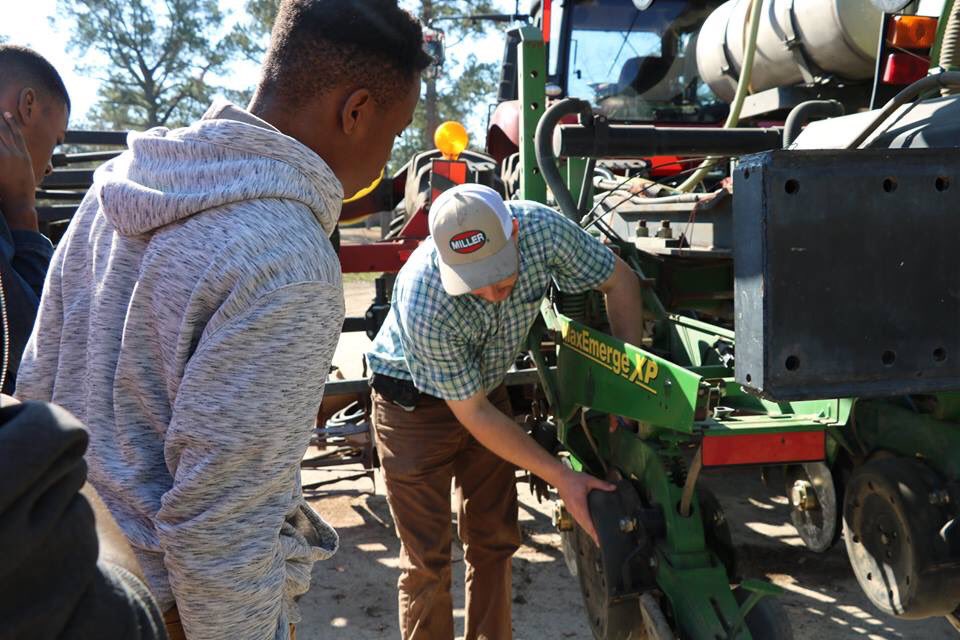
[367,201,616,401]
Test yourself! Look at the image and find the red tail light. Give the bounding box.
[882,52,929,85]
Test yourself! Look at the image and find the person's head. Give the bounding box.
[250,0,432,197]
[429,184,520,303]
[0,46,70,186]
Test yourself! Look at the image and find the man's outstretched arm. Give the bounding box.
[598,255,644,348]
[446,392,614,545]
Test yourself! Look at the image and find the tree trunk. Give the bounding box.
[421,0,440,148]
[424,77,440,149]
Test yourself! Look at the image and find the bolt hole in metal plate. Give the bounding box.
[734,150,960,400]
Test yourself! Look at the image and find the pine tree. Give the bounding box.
[394,0,502,172]
[235,0,506,173]
[57,0,240,129]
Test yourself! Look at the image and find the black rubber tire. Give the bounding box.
[733,587,794,640]
[699,485,738,579]
[842,457,960,618]
[573,520,644,640]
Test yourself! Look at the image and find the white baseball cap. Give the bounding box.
[429,183,518,296]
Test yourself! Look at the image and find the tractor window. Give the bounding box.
[564,0,727,123]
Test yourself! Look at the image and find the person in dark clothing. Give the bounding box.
[0,45,68,392]
[0,398,167,639]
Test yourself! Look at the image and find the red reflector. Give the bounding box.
[701,430,825,467]
[882,52,929,85]
[430,159,468,203]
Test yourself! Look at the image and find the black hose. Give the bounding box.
[534,98,593,221]
[783,100,845,148]
[846,71,960,149]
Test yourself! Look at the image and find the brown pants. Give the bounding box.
[163,607,296,640]
[373,386,522,640]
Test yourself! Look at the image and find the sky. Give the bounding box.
[0,0,516,134]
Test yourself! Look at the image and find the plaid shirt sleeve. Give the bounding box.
[397,294,485,402]
[546,210,616,293]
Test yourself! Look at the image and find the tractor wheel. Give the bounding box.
[843,457,960,618]
[559,458,578,577]
[560,520,579,577]
[574,520,646,639]
[784,462,841,553]
[733,586,794,640]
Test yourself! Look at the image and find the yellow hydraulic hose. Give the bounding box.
[677,0,764,192]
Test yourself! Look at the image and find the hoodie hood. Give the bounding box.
[95,104,344,237]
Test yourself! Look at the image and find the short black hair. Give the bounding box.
[260,0,433,107]
[0,45,71,114]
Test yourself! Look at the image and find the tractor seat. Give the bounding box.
[617,54,677,97]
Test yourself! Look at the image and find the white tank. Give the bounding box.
[696,0,883,103]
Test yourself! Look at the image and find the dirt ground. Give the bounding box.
[293,264,956,640]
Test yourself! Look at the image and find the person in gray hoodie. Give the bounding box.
[16,1,431,638]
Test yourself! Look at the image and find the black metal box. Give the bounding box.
[734,149,960,400]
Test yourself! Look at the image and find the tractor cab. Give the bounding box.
[544,0,727,123]
[488,0,726,185]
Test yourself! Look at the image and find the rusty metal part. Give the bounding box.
[553,501,574,532]
[790,479,818,511]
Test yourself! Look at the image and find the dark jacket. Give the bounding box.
[0,212,54,393]
[0,401,167,640]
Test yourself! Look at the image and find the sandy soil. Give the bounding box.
[292,276,956,640]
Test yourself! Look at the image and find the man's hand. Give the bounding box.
[554,466,614,546]
[81,483,148,584]
[447,391,615,546]
[0,112,39,232]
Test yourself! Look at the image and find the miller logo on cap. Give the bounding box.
[449,230,487,254]
[429,184,520,296]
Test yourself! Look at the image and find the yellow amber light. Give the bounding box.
[434,121,469,160]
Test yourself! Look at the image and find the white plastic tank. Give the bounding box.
[696,0,883,103]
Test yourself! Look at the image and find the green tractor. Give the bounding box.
[401,0,960,637]
[35,1,960,637]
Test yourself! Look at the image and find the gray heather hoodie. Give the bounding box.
[17,102,344,640]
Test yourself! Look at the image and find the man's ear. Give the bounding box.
[16,87,37,125]
[340,88,373,136]
[512,217,519,237]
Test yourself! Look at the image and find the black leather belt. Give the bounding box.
[370,373,430,411]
